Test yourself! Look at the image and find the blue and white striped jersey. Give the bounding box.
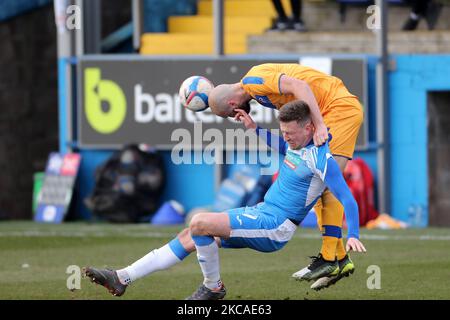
[262,139,331,221]
[256,127,359,238]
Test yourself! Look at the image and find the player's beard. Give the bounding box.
[238,101,251,114]
[230,101,251,118]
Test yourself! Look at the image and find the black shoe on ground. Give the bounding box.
[186,283,226,300]
[290,18,307,32]
[83,267,127,297]
[266,18,289,32]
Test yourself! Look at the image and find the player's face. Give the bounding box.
[279,120,313,150]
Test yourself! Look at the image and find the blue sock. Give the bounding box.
[168,237,190,260]
[192,235,214,246]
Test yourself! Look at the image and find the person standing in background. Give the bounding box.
[402,0,443,31]
[267,0,307,32]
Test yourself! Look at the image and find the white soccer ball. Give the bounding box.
[179,75,214,112]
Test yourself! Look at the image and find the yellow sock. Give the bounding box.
[314,199,334,259]
[336,238,347,260]
[318,190,345,261]
[321,227,341,261]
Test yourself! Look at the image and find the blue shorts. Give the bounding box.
[220,204,298,253]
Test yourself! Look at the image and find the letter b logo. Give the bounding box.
[85,68,126,134]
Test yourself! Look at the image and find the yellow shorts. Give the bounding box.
[322,96,364,159]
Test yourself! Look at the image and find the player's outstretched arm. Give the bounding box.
[323,157,367,253]
[234,108,287,155]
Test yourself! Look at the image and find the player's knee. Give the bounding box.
[189,213,209,235]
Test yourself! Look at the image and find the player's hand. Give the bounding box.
[234,108,257,130]
[313,123,329,146]
[346,237,367,253]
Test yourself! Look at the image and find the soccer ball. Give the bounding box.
[179,75,214,112]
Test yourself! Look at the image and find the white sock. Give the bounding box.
[195,241,221,290]
[116,244,182,285]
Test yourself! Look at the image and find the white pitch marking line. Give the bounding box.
[0,230,449,241]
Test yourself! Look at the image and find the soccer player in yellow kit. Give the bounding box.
[208,63,364,290]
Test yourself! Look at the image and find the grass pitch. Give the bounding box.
[0,222,449,300]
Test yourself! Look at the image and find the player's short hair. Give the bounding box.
[278,100,311,127]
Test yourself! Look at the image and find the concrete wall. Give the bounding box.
[389,55,450,223]
[295,1,450,31]
[249,31,450,54]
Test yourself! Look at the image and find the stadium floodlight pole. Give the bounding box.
[375,0,391,214]
[213,0,224,56]
[213,1,225,190]
[132,0,144,52]
[54,0,74,154]
[74,0,84,56]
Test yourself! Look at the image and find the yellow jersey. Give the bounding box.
[240,63,358,115]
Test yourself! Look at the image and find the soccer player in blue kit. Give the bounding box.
[84,100,366,300]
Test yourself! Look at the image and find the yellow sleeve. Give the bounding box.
[240,65,284,97]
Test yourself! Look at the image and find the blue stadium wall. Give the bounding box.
[68,54,450,224]
[389,55,450,222]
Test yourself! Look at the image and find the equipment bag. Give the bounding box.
[84,144,165,223]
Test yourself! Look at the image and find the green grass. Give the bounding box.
[0,222,449,300]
